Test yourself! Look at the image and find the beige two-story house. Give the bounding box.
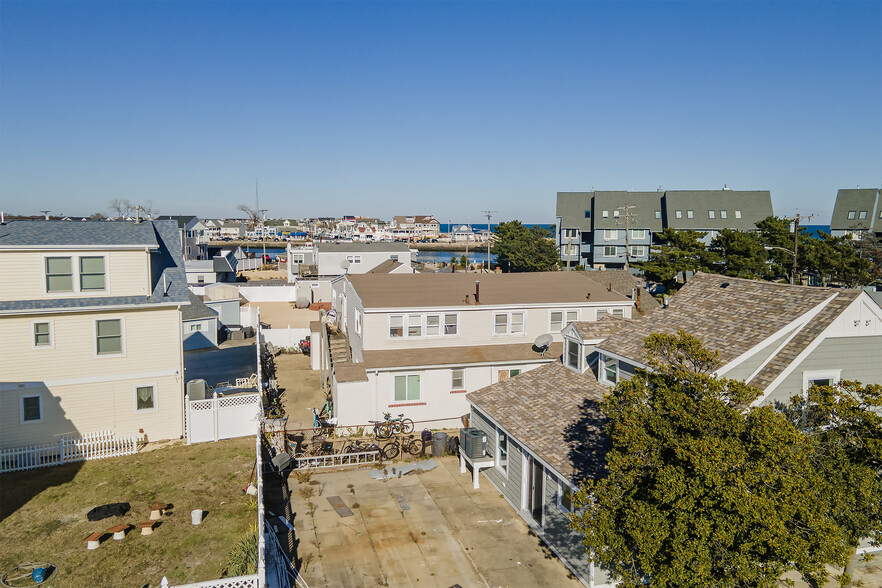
[0,220,189,450]
[327,272,635,429]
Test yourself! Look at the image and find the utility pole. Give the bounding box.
[465,216,470,272]
[783,213,813,285]
[616,204,638,272]
[482,210,496,272]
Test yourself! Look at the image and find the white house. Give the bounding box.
[325,272,635,429]
[286,242,414,282]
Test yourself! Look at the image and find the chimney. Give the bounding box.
[135,206,141,224]
[475,281,480,304]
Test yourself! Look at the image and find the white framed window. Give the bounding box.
[720,210,728,219]
[603,229,618,240]
[609,308,625,317]
[708,210,716,219]
[389,315,404,338]
[494,312,525,335]
[290,253,305,263]
[45,256,73,293]
[563,228,578,238]
[390,254,399,262]
[675,210,683,219]
[407,314,422,337]
[687,210,694,219]
[95,318,124,356]
[631,229,646,240]
[563,244,579,256]
[426,314,440,336]
[655,210,662,219]
[393,374,421,402]
[735,210,742,219]
[847,211,856,220]
[197,275,205,284]
[444,313,458,335]
[630,245,646,257]
[558,479,575,513]
[566,340,580,371]
[603,246,616,257]
[346,255,362,264]
[32,320,53,349]
[601,210,609,218]
[135,384,158,413]
[355,311,362,335]
[613,210,620,218]
[802,370,841,398]
[190,323,203,332]
[496,429,508,476]
[859,211,868,220]
[79,256,106,291]
[550,310,579,332]
[20,394,43,424]
[603,356,618,385]
[451,368,464,390]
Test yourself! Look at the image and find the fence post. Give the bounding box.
[58,438,65,466]
[184,394,191,445]
[213,392,219,443]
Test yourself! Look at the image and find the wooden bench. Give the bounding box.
[106,523,131,540]
[136,520,157,535]
[84,532,104,550]
[149,502,169,520]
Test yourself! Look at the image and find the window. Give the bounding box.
[346,255,362,264]
[33,321,52,347]
[394,374,421,401]
[496,429,508,475]
[655,210,662,219]
[389,315,404,337]
[563,229,578,238]
[79,256,106,291]
[96,319,123,355]
[495,312,524,335]
[566,340,580,370]
[135,385,156,412]
[558,480,574,513]
[859,211,868,220]
[735,210,742,219]
[584,210,591,219]
[444,314,458,335]
[197,275,205,284]
[45,257,73,293]
[550,310,578,332]
[494,313,508,334]
[720,210,728,219]
[675,210,683,219]
[879,210,882,219]
[390,255,399,262]
[190,323,203,332]
[291,253,305,263]
[355,312,362,335]
[687,210,694,219]
[708,210,716,219]
[498,369,522,381]
[604,357,618,384]
[603,246,616,257]
[604,229,618,240]
[610,308,625,317]
[602,210,609,218]
[630,245,646,257]
[511,312,524,334]
[408,314,422,337]
[20,395,42,423]
[613,210,620,218]
[451,368,464,389]
[631,229,646,240]
[847,211,856,220]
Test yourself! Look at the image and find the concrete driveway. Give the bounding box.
[184,342,258,388]
[289,456,582,588]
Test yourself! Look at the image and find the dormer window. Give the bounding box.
[565,340,581,371]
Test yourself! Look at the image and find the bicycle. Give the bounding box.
[370,412,414,440]
[309,407,337,434]
[317,396,333,420]
[380,434,423,459]
[342,439,384,463]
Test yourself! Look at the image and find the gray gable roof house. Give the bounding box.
[463,271,882,587]
[830,188,881,237]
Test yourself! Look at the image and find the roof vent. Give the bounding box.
[720,282,730,288]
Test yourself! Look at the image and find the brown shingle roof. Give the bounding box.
[363,342,562,370]
[334,362,368,383]
[584,270,660,316]
[367,259,403,273]
[348,272,631,309]
[570,315,633,340]
[467,362,608,482]
[600,273,840,367]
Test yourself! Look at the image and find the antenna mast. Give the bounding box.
[482,210,496,273]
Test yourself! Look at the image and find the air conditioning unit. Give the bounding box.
[187,379,208,400]
[460,427,487,459]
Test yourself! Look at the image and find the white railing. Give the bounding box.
[0,430,138,474]
[294,450,379,470]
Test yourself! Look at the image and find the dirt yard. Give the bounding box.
[0,437,256,587]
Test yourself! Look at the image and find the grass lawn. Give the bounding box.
[0,437,256,588]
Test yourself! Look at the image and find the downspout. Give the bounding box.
[178,304,186,440]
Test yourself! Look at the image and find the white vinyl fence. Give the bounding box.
[261,327,310,350]
[185,392,263,445]
[0,430,139,474]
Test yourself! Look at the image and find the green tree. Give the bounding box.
[800,231,872,287]
[570,331,869,587]
[490,220,558,272]
[635,228,720,291]
[754,216,800,282]
[710,228,769,279]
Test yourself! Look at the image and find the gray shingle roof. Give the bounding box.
[182,292,218,321]
[830,188,880,231]
[592,191,664,231]
[0,220,189,313]
[467,362,608,483]
[556,192,594,232]
[663,190,773,231]
[598,273,852,383]
[0,220,160,248]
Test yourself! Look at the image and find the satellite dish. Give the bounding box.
[295,297,310,309]
[534,333,554,358]
[340,260,351,270]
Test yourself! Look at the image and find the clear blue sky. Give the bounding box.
[1,1,879,223]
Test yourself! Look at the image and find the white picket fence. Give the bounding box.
[0,430,139,474]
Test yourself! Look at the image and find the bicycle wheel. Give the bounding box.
[375,423,392,440]
[407,439,423,457]
[312,420,324,434]
[400,419,415,434]
[382,441,399,460]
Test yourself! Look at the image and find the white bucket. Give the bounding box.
[191,509,203,525]
[246,484,257,496]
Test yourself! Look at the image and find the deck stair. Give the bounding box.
[329,332,351,365]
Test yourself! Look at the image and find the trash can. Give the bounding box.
[432,432,448,457]
[421,429,432,457]
[447,435,460,456]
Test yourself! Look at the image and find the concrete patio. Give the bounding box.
[288,455,583,588]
